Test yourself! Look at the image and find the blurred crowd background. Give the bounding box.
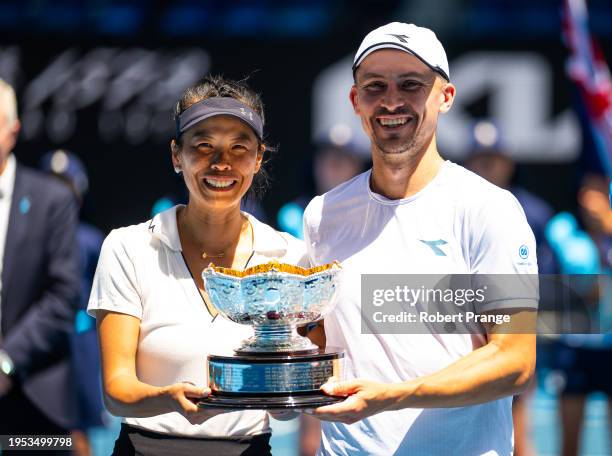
[0,0,611,455]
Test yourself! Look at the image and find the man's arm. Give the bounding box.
[2,189,80,378]
[312,311,535,424]
[390,313,535,408]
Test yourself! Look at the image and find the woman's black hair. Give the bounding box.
[173,74,273,200]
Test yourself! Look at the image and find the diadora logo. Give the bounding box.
[419,239,448,256]
[518,244,529,259]
[388,34,410,43]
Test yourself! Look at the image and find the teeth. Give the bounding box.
[205,178,235,188]
[379,117,408,126]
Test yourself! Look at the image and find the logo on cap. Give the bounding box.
[388,34,410,43]
[240,107,253,121]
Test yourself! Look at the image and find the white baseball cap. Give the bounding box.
[353,22,450,81]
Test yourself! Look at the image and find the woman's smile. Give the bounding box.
[202,176,239,191]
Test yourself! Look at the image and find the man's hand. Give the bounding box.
[0,371,13,398]
[309,379,398,424]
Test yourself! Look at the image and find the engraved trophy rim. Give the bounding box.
[203,260,341,280]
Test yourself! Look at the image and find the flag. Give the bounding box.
[562,0,612,176]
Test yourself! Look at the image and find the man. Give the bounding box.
[547,174,612,456]
[0,79,80,443]
[303,23,538,455]
[40,149,106,455]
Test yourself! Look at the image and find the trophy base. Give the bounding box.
[198,392,345,409]
[204,347,344,409]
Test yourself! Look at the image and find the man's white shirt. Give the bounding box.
[303,161,538,456]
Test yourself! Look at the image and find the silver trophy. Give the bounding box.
[199,261,345,409]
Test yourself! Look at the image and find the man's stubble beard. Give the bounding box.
[374,135,417,156]
[371,119,432,165]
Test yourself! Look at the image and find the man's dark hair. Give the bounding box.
[173,74,273,200]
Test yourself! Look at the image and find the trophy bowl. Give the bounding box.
[202,261,341,353]
[199,261,345,409]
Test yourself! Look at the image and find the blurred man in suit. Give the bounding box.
[40,149,106,455]
[0,79,79,448]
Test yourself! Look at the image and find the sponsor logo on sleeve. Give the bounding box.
[516,244,534,267]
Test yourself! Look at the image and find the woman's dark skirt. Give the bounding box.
[112,423,272,456]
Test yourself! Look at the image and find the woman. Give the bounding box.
[87,75,307,455]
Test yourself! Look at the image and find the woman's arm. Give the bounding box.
[97,310,209,418]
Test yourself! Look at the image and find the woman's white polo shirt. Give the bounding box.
[88,205,307,437]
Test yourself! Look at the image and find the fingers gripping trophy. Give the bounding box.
[199,261,345,409]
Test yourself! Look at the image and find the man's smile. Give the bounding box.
[374,115,414,132]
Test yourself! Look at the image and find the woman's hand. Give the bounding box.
[162,382,227,425]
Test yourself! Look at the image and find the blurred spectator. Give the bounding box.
[151,195,180,218]
[545,173,612,456]
[464,120,557,274]
[277,126,369,239]
[463,120,558,456]
[0,79,79,449]
[40,149,106,456]
[578,174,612,250]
